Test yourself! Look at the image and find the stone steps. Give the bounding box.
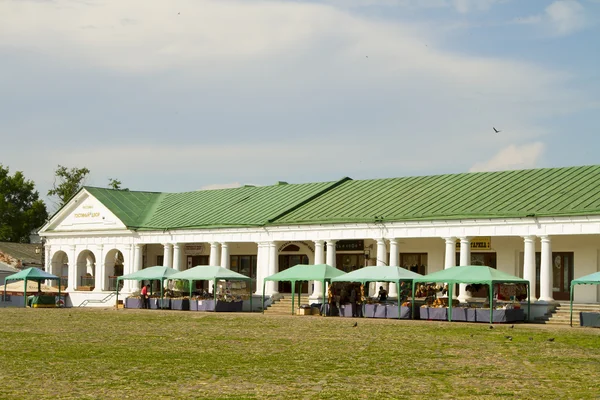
[263,295,315,316]
[540,303,600,325]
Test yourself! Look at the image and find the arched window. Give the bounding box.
[282,244,300,252]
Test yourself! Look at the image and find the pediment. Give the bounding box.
[41,189,127,233]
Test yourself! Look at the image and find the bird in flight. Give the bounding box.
[493,127,501,133]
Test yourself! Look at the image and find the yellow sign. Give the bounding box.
[456,237,491,251]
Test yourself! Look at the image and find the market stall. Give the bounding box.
[168,265,253,312]
[116,266,178,309]
[330,265,423,319]
[263,264,345,315]
[569,271,600,327]
[412,265,531,324]
[2,267,62,308]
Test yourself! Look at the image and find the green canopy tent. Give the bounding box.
[116,266,178,308]
[569,271,600,326]
[330,265,423,319]
[412,265,531,324]
[168,265,253,311]
[262,264,346,315]
[3,267,62,308]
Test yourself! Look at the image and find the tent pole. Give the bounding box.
[322,279,326,317]
[262,281,266,314]
[116,278,119,310]
[249,279,253,313]
[489,282,494,325]
[448,283,453,322]
[410,279,417,319]
[291,281,295,315]
[397,280,401,319]
[189,279,192,299]
[213,278,217,311]
[24,279,27,308]
[569,283,574,327]
[527,284,531,322]
[58,278,62,308]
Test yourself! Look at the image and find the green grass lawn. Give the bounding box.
[0,308,599,399]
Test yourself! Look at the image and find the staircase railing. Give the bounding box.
[78,292,116,308]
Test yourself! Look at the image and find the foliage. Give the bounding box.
[47,165,90,207]
[0,164,48,242]
[0,309,599,399]
[108,178,129,191]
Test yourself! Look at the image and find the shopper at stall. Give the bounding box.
[378,286,388,302]
[141,284,150,309]
[350,284,359,317]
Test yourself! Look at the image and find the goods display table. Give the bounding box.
[27,295,57,308]
[215,300,243,312]
[579,312,600,327]
[364,304,414,319]
[420,307,525,323]
[124,297,143,309]
[150,298,171,309]
[419,307,448,321]
[171,298,190,311]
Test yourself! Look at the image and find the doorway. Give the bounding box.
[535,252,573,300]
[278,254,308,293]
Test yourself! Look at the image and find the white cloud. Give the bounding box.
[0,0,590,201]
[451,0,504,13]
[545,0,587,35]
[469,142,545,172]
[199,182,243,190]
[515,0,587,36]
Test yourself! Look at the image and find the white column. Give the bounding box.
[309,240,325,301]
[209,242,221,266]
[122,244,133,293]
[375,238,389,296]
[220,242,230,269]
[67,245,77,291]
[539,236,553,303]
[388,238,399,297]
[254,242,269,296]
[326,240,337,267]
[94,244,104,292]
[131,244,143,291]
[444,237,456,269]
[266,241,278,295]
[523,235,537,302]
[44,245,53,287]
[163,243,173,268]
[457,237,471,303]
[172,243,182,271]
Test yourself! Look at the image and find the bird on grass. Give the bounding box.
[529,337,533,341]
[509,324,514,329]
[547,338,555,342]
[470,334,474,338]
[505,335,512,341]
[489,325,494,329]
[352,322,358,327]
[493,127,501,133]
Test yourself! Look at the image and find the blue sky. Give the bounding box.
[1,0,599,210]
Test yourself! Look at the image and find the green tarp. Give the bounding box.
[331,266,423,319]
[263,264,346,315]
[168,265,253,311]
[569,271,600,326]
[3,267,62,308]
[116,266,178,307]
[412,265,531,324]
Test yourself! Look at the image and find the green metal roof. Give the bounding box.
[272,165,600,225]
[81,179,347,230]
[84,187,164,227]
[53,165,600,232]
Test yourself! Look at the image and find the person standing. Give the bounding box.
[350,284,359,318]
[141,284,149,309]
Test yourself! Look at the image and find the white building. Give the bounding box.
[38,165,600,312]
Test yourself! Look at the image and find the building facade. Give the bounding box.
[38,165,600,308]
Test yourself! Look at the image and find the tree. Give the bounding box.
[47,165,90,207]
[0,164,48,243]
[108,178,129,191]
